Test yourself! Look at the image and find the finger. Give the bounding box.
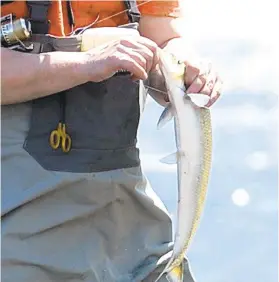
[120,36,158,51]
[137,36,160,71]
[185,72,207,94]
[120,37,159,71]
[117,45,148,72]
[185,61,213,94]
[184,60,201,87]
[206,92,220,108]
[205,76,223,107]
[198,69,218,96]
[132,36,158,53]
[126,45,154,74]
[119,56,148,81]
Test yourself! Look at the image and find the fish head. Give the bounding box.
[158,49,186,93]
[158,50,211,109]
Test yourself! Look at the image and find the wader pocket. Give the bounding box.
[23,75,141,173]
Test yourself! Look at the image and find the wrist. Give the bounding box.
[74,51,93,84]
[39,51,91,85]
[79,50,102,83]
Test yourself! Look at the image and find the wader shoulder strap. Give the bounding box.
[124,0,141,23]
[26,0,51,34]
[1,1,15,5]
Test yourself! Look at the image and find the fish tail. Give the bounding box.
[154,258,173,282]
[166,263,184,282]
[154,262,184,282]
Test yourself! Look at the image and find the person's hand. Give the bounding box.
[144,50,223,109]
[183,59,223,107]
[82,36,159,83]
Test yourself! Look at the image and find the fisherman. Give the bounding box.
[1,1,222,282]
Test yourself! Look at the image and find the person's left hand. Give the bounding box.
[145,56,223,109]
[182,59,223,108]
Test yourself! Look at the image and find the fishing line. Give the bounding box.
[133,80,186,96]
[133,81,168,95]
[90,0,154,26]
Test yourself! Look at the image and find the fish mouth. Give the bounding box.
[158,49,185,85]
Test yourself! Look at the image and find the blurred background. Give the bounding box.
[137,0,278,281]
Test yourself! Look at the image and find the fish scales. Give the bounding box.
[154,50,213,282]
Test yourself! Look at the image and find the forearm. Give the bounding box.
[1,48,89,105]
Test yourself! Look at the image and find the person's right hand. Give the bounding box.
[82,36,159,83]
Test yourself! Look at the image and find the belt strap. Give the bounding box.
[124,0,141,23]
[26,0,51,34]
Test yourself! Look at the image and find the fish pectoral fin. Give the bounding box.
[166,264,184,282]
[157,104,174,130]
[186,93,210,108]
[160,152,177,165]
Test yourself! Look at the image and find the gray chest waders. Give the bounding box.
[4,0,142,173]
[1,3,197,281]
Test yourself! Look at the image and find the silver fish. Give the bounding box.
[154,50,213,282]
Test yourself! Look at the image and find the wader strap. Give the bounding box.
[1,1,15,5]
[124,0,141,23]
[26,0,51,34]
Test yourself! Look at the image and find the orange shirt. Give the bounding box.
[1,1,181,36]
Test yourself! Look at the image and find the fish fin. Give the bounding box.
[154,258,174,282]
[157,104,173,130]
[187,93,210,108]
[160,152,177,165]
[154,261,183,282]
[166,264,184,282]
